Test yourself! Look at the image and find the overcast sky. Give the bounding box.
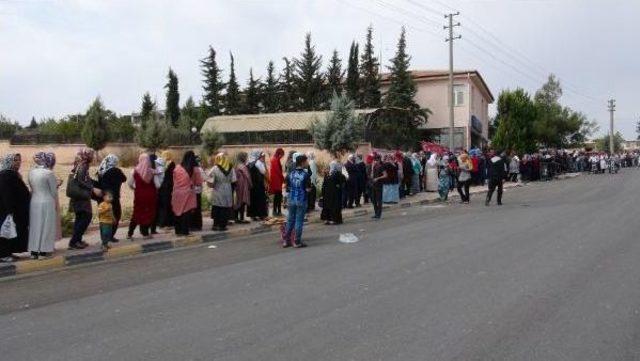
[1,0,638,138]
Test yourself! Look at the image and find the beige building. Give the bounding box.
[381,70,494,149]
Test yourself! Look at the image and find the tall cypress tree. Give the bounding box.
[279,57,297,112]
[346,41,360,104]
[294,33,324,111]
[82,97,109,151]
[200,46,224,116]
[225,52,241,115]
[165,68,180,126]
[263,61,279,113]
[360,25,381,108]
[326,49,344,101]
[243,68,261,114]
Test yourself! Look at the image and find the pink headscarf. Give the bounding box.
[134,153,154,183]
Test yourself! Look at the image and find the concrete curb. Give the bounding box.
[0,177,567,280]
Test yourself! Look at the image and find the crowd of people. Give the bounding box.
[1,146,638,262]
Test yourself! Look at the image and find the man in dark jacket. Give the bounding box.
[485,149,507,206]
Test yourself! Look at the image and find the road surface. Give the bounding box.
[1,169,639,361]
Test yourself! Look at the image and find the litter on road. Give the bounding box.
[339,233,359,244]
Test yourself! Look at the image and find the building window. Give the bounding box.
[454,84,466,106]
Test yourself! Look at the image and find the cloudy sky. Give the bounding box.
[1,0,638,138]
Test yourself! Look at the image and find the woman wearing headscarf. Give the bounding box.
[321,161,346,225]
[156,150,176,228]
[190,155,206,231]
[172,150,203,236]
[0,153,30,262]
[425,153,439,192]
[382,154,400,204]
[438,155,452,201]
[269,148,285,216]
[28,152,60,259]
[68,148,98,250]
[127,153,157,239]
[247,150,268,221]
[307,151,318,212]
[207,152,236,231]
[149,154,165,234]
[233,152,252,224]
[96,154,127,240]
[410,153,422,195]
[344,154,358,208]
[456,153,473,204]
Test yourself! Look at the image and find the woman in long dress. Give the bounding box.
[96,154,127,240]
[382,154,400,204]
[426,153,439,192]
[0,153,30,262]
[127,153,157,239]
[207,153,236,231]
[172,151,203,236]
[68,148,98,250]
[156,150,176,228]
[321,161,346,225]
[28,152,60,259]
[247,150,268,220]
[233,152,252,224]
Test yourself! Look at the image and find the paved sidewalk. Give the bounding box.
[1,180,533,279]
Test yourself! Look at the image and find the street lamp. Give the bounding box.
[191,126,198,144]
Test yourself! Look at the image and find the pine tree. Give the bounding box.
[262,61,279,113]
[326,49,344,102]
[200,46,225,116]
[140,92,155,129]
[636,119,640,140]
[243,68,261,114]
[279,57,297,112]
[384,27,419,110]
[225,53,241,115]
[81,97,110,151]
[294,33,324,111]
[346,41,360,104]
[137,118,170,151]
[360,25,381,108]
[27,117,38,129]
[182,96,199,120]
[310,93,360,157]
[165,68,180,126]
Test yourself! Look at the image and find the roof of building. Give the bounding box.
[202,109,375,134]
[380,69,494,102]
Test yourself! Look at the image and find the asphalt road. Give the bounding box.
[1,169,640,361]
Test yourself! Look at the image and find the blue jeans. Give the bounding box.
[284,201,306,245]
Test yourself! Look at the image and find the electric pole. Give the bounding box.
[445,12,461,150]
[608,99,616,154]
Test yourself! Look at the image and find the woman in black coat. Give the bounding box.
[247,151,268,220]
[96,154,127,240]
[0,153,30,262]
[321,161,346,225]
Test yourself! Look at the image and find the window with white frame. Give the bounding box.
[453,84,466,106]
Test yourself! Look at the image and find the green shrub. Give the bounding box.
[61,209,74,238]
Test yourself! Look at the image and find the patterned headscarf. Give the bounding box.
[33,152,56,169]
[248,150,262,164]
[98,154,119,176]
[72,148,94,173]
[0,153,20,172]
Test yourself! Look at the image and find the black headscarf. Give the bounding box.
[181,150,197,177]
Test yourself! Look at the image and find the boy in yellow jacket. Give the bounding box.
[98,192,115,251]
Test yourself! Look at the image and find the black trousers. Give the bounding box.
[174,214,190,236]
[212,206,231,230]
[486,179,503,204]
[307,187,317,212]
[456,179,470,202]
[273,192,283,216]
[371,185,383,218]
[235,204,246,221]
[69,211,92,247]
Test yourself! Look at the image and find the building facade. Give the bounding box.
[380,70,494,150]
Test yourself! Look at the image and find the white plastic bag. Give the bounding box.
[0,214,17,239]
[339,233,359,244]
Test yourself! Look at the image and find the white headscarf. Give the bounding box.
[427,153,438,167]
[98,154,119,176]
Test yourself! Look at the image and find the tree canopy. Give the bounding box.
[294,33,325,111]
[81,97,110,151]
[310,93,360,157]
[359,26,381,108]
[345,41,360,103]
[225,53,241,115]
[165,68,180,126]
[200,46,224,116]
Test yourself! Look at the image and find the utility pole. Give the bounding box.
[608,99,616,154]
[444,12,461,150]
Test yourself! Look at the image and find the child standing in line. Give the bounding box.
[98,192,115,251]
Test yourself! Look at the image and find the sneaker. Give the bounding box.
[67,243,86,250]
[111,238,120,243]
[282,243,292,249]
[293,243,307,248]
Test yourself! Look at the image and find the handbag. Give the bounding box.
[66,173,90,200]
[0,214,17,239]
